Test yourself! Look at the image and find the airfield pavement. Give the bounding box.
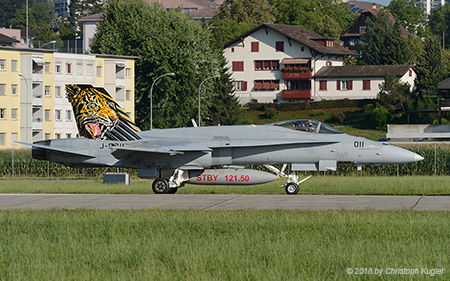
[0,194,448,210]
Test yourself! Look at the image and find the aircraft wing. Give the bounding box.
[15,141,95,158]
[111,142,212,157]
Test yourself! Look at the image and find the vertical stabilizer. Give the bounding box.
[65,84,141,141]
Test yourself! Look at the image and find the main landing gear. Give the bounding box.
[263,164,312,195]
[152,169,185,194]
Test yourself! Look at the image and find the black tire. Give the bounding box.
[285,183,299,195]
[152,178,170,194]
[167,188,178,194]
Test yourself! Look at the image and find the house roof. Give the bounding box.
[345,1,384,13]
[0,33,20,45]
[438,77,450,90]
[79,12,105,22]
[341,8,409,38]
[146,0,223,20]
[224,23,356,56]
[314,65,413,78]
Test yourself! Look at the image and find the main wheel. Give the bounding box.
[285,183,299,195]
[152,178,170,194]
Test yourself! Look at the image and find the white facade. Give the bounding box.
[417,0,445,14]
[224,25,349,104]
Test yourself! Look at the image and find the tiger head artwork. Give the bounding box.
[66,84,119,140]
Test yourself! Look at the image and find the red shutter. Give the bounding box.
[254,81,262,90]
[363,80,370,90]
[243,81,247,91]
[271,80,279,90]
[337,80,341,90]
[263,61,270,70]
[349,80,353,90]
[272,60,279,70]
[320,80,327,91]
[251,42,259,52]
[255,61,262,70]
[232,61,244,71]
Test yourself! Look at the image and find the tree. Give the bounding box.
[91,0,222,129]
[205,61,242,126]
[359,10,412,65]
[68,0,107,36]
[6,0,54,30]
[429,3,450,49]
[387,0,427,35]
[210,0,276,48]
[415,37,447,96]
[269,0,357,39]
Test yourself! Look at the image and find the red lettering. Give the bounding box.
[207,175,213,181]
[213,175,218,181]
[196,175,202,181]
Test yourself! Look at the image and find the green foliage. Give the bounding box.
[364,104,390,129]
[91,0,221,129]
[429,3,450,49]
[330,112,346,124]
[205,63,242,126]
[360,9,413,65]
[377,73,414,121]
[269,0,357,38]
[264,107,278,119]
[2,0,54,30]
[415,37,448,96]
[209,0,276,47]
[387,0,427,35]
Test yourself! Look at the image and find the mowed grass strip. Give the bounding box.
[0,210,448,280]
[0,176,449,195]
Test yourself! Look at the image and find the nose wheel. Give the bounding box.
[285,183,299,195]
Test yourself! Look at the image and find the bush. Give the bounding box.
[364,105,390,129]
[330,112,346,124]
[264,107,278,119]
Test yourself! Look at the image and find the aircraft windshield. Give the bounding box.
[269,120,344,134]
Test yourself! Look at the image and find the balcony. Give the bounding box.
[281,89,311,99]
[281,70,312,79]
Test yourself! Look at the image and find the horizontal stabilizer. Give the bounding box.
[15,141,95,158]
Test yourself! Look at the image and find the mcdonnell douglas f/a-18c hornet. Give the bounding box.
[20,85,424,194]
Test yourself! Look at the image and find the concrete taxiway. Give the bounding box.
[0,194,448,210]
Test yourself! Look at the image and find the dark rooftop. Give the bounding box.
[314,65,413,78]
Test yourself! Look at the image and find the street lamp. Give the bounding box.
[18,73,29,142]
[198,75,220,127]
[150,72,175,129]
[40,40,56,49]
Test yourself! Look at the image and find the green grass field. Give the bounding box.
[0,210,447,280]
[1,176,450,195]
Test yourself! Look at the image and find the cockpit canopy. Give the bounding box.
[269,119,344,134]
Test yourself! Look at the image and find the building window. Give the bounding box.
[11,84,17,96]
[126,68,131,78]
[0,84,5,95]
[231,48,234,53]
[251,42,259,52]
[11,108,17,120]
[319,80,327,91]
[55,109,61,121]
[45,86,50,97]
[326,61,332,66]
[55,63,61,74]
[66,63,72,74]
[11,133,17,144]
[45,109,50,121]
[275,41,284,52]
[76,63,83,76]
[0,133,5,145]
[254,80,280,90]
[66,133,71,138]
[66,110,72,121]
[232,61,244,71]
[45,62,50,73]
[126,90,131,101]
[0,59,5,70]
[55,86,61,98]
[234,81,247,91]
[409,69,412,77]
[87,64,93,77]
[55,133,61,139]
[45,133,50,140]
[363,80,371,90]
[0,108,5,119]
[326,40,334,47]
[337,80,353,91]
[11,60,17,72]
[254,60,279,71]
[360,26,366,34]
[96,66,102,77]
[301,47,304,52]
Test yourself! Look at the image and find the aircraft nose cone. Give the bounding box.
[382,145,424,164]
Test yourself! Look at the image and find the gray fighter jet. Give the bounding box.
[21,85,424,195]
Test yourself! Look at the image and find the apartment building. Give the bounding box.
[0,46,136,149]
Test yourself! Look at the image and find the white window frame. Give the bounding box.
[55,63,61,74]
[11,84,17,96]
[0,108,6,119]
[66,110,72,121]
[11,108,17,120]
[0,59,5,70]
[55,109,61,121]
[55,86,61,98]
[11,60,17,72]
